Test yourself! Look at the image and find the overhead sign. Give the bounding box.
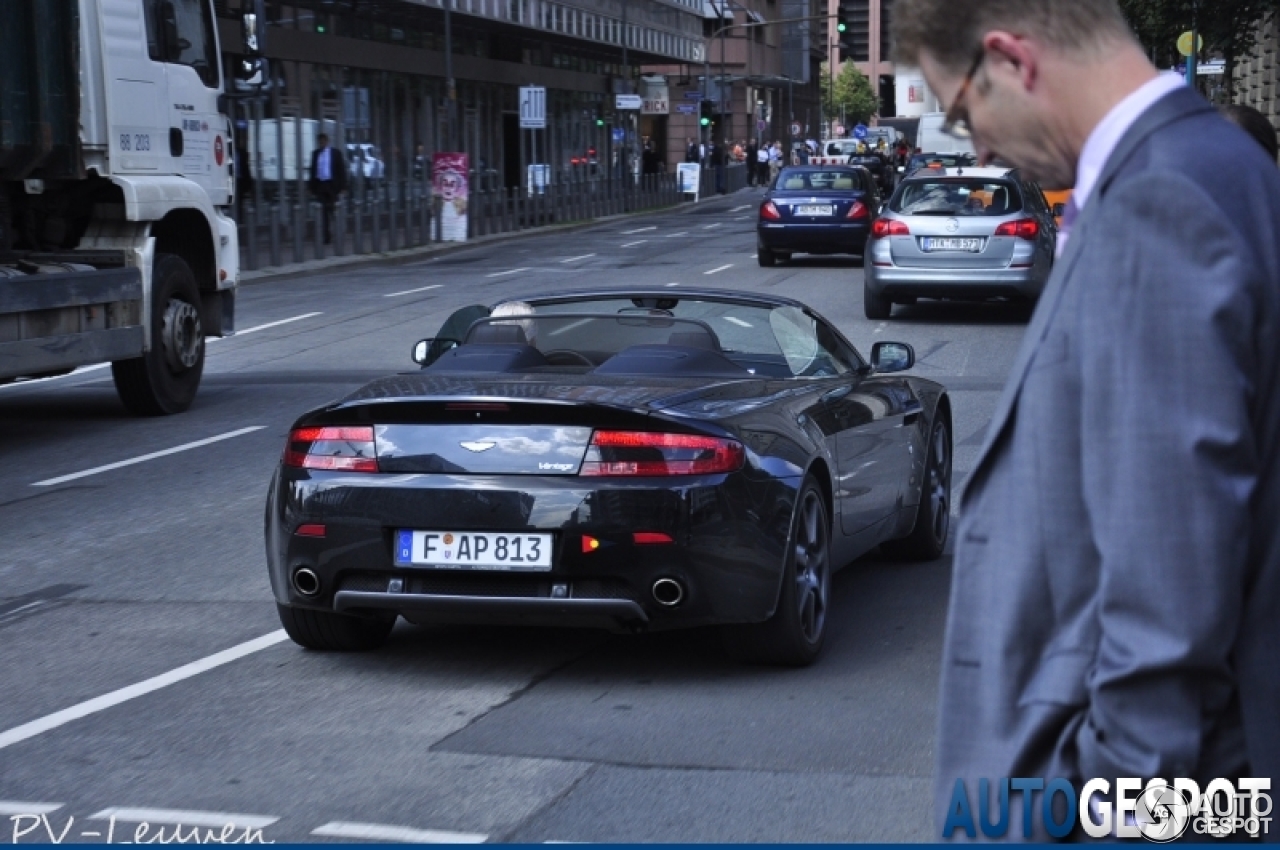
[519,86,546,129]
[616,94,642,110]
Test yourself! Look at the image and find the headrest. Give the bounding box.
[470,323,528,345]
[989,187,1009,214]
[833,178,854,189]
[784,178,805,189]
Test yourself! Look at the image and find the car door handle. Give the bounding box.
[821,386,852,404]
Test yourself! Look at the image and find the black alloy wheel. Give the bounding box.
[883,415,951,561]
[722,477,831,666]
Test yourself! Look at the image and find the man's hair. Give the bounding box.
[317,133,329,143]
[1220,104,1279,163]
[893,0,1133,73]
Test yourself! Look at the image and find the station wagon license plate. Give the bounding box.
[921,237,983,252]
[394,530,553,570]
[795,204,834,216]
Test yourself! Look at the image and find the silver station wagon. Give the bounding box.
[862,166,1058,319]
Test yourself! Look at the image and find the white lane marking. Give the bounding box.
[0,631,287,752]
[732,215,749,221]
[548,318,596,336]
[621,226,656,234]
[485,267,530,278]
[702,223,722,229]
[384,284,442,298]
[665,231,688,238]
[0,802,64,816]
[873,321,887,335]
[704,264,733,275]
[730,204,752,212]
[32,426,266,487]
[219,312,323,339]
[312,822,488,844]
[664,282,680,287]
[90,808,278,830]
[724,316,753,327]
[750,254,758,259]
[559,254,596,263]
[620,240,648,248]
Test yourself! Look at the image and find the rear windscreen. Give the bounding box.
[891,180,1023,216]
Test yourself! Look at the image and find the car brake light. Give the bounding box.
[284,426,378,472]
[633,532,674,544]
[994,218,1039,240]
[760,201,782,221]
[580,431,745,476]
[846,201,868,220]
[872,218,910,238]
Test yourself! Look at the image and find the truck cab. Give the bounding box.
[0,0,244,415]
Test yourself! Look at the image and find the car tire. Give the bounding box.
[721,477,831,667]
[882,415,951,562]
[276,603,395,651]
[864,281,893,320]
[776,251,792,263]
[112,253,205,415]
[758,247,777,267]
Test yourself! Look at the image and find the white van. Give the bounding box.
[915,112,977,156]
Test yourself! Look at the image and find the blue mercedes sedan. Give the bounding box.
[757,166,882,267]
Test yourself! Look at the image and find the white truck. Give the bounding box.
[0,0,257,414]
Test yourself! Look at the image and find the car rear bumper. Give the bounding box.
[758,222,870,254]
[865,263,1046,300]
[266,469,797,632]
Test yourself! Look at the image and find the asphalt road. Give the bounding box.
[0,189,1033,844]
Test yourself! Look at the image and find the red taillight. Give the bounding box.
[284,426,378,473]
[760,201,782,221]
[846,201,869,220]
[633,532,674,544]
[872,218,910,238]
[579,431,745,477]
[994,218,1039,240]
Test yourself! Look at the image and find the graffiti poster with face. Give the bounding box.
[433,153,469,242]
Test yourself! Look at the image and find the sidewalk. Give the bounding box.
[238,188,761,285]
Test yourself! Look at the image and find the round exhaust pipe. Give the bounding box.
[651,578,685,607]
[292,567,321,597]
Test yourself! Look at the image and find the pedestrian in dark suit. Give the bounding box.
[894,0,1280,839]
[308,133,347,245]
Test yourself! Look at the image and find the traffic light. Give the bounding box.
[699,100,714,128]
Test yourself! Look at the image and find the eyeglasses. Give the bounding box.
[940,47,987,140]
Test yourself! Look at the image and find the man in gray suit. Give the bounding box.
[893,0,1280,839]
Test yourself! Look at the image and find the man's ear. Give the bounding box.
[983,31,1039,92]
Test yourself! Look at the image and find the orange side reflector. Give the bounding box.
[295,523,326,538]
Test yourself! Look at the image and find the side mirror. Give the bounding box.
[412,337,460,366]
[242,12,262,55]
[1051,202,1066,217]
[869,341,914,373]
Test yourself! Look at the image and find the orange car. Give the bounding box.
[1043,189,1072,226]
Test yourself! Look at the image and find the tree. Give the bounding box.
[820,61,880,129]
[1118,0,1275,100]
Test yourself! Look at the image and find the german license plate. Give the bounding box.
[795,205,833,216]
[922,237,983,252]
[394,530,553,571]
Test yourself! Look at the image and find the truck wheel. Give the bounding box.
[112,254,205,416]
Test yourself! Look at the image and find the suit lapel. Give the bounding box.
[963,86,1214,500]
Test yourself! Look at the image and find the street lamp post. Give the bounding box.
[444,0,456,151]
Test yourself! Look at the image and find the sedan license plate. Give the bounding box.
[922,237,983,252]
[795,204,834,216]
[394,530,553,571]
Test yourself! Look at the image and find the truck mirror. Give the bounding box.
[242,12,262,55]
[235,57,265,84]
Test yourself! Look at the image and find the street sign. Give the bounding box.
[790,122,802,136]
[834,124,845,136]
[616,94,642,110]
[757,119,767,132]
[519,86,546,129]
[612,127,625,143]
[676,103,697,114]
[684,91,704,100]
[1177,30,1204,57]
[854,123,868,139]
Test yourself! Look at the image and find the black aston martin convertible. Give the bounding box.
[265,289,952,666]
